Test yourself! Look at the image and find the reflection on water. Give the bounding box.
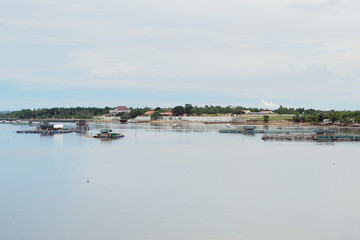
[1,123,360,240]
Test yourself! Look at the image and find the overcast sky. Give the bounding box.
[1,0,359,110]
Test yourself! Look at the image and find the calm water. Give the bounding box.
[1,123,360,240]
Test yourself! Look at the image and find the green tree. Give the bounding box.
[263,115,269,123]
[129,109,145,119]
[172,106,185,116]
[184,104,193,115]
[121,114,130,120]
[151,111,161,120]
[293,113,300,122]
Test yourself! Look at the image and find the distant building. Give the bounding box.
[259,111,273,114]
[144,110,154,115]
[110,106,130,115]
[160,112,173,116]
[250,111,273,115]
[322,119,332,125]
[242,110,251,114]
[333,120,341,125]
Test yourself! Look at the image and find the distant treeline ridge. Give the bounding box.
[1,105,360,123]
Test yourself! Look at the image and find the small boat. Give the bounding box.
[93,129,124,139]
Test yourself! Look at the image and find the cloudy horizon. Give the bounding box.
[1,0,359,111]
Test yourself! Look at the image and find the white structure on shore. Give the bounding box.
[109,106,130,115]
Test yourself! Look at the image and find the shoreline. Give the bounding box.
[3,118,360,128]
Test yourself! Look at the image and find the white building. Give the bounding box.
[109,106,130,115]
[242,110,251,114]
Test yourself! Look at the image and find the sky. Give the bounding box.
[0,0,359,110]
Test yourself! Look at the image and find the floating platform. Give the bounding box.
[262,134,314,141]
[219,129,239,133]
[219,129,264,134]
[91,129,124,139]
[262,134,360,141]
[93,134,124,139]
[17,130,74,134]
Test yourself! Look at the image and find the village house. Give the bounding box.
[144,110,174,116]
[160,112,173,116]
[109,106,131,115]
[321,119,332,125]
[144,110,154,115]
[259,111,273,114]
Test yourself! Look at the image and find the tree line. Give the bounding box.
[0,107,111,119]
[2,105,360,124]
[274,105,360,124]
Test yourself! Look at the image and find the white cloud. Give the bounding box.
[261,101,280,110]
[1,0,360,108]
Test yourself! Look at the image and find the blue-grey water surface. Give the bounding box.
[1,123,360,240]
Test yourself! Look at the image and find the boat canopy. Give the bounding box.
[100,129,112,133]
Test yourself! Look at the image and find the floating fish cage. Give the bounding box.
[17,130,73,134]
[75,120,90,132]
[93,129,124,139]
[219,129,239,134]
[219,126,264,135]
[262,129,360,142]
[16,123,73,134]
[262,134,314,141]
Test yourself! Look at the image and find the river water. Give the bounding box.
[1,122,360,240]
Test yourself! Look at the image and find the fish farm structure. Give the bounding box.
[262,129,360,142]
[219,126,264,134]
[92,129,124,139]
[75,120,90,132]
[16,123,74,134]
[220,127,360,142]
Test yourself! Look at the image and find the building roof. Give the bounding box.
[144,111,154,115]
[115,106,129,110]
[160,112,173,116]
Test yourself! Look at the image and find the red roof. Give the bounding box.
[144,111,154,115]
[160,112,173,116]
[116,106,129,110]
